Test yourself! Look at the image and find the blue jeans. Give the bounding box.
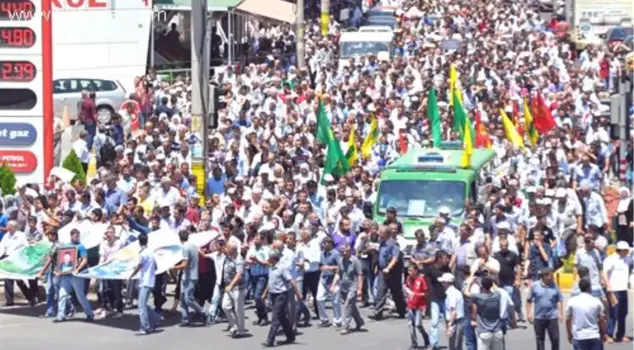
[251,275,268,321]
[57,275,93,320]
[464,305,477,350]
[372,272,379,303]
[45,272,60,317]
[138,286,158,332]
[502,285,523,320]
[361,258,375,303]
[295,279,311,322]
[179,279,204,323]
[208,284,223,321]
[430,300,446,347]
[408,309,430,347]
[607,290,628,339]
[573,338,602,350]
[84,122,96,151]
[316,277,341,324]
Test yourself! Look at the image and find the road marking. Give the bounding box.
[0,323,31,329]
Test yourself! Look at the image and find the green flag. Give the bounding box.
[452,91,468,140]
[427,88,442,147]
[323,128,350,181]
[315,101,331,144]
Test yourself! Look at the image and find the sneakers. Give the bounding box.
[317,321,331,328]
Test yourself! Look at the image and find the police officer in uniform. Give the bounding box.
[331,243,365,334]
[262,249,303,347]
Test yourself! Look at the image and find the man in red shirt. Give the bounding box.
[404,264,430,350]
[79,90,98,150]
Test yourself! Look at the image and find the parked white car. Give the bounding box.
[53,78,127,123]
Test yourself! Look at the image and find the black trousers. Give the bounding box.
[266,292,294,345]
[153,273,167,312]
[173,270,183,300]
[101,280,123,312]
[4,279,35,305]
[195,270,215,306]
[303,270,320,316]
[374,270,406,317]
[534,319,560,350]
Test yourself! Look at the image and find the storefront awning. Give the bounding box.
[153,0,243,12]
[235,0,297,23]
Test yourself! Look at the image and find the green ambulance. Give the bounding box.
[373,143,496,253]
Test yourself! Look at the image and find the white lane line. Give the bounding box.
[0,323,32,329]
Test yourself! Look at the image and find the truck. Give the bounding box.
[373,146,496,254]
[563,0,633,49]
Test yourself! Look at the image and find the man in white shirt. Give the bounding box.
[128,233,159,334]
[97,226,124,318]
[603,241,632,343]
[470,244,501,277]
[565,278,606,349]
[0,221,34,306]
[297,227,322,318]
[72,130,91,173]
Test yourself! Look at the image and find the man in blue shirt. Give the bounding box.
[54,229,94,322]
[0,202,8,241]
[128,233,159,334]
[526,267,564,350]
[206,167,226,196]
[316,237,342,327]
[369,226,406,320]
[104,174,128,212]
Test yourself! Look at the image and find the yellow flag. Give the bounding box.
[460,120,473,168]
[345,124,358,167]
[500,109,525,149]
[320,12,329,36]
[361,115,378,158]
[449,64,462,106]
[523,100,539,148]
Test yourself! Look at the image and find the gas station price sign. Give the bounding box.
[0,0,53,184]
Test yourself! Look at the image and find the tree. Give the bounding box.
[0,163,16,196]
[61,150,87,184]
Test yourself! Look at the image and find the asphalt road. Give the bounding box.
[0,290,632,350]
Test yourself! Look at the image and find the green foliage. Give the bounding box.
[0,162,16,196]
[61,150,87,184]
[562,254,575,273]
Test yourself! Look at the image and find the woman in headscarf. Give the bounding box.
[615,187,633,246]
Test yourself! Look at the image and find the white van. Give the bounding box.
[358,25,393,33]
[338,32,393,70]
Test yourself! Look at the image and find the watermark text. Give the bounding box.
[5,8,168,22]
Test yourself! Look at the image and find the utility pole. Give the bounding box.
[191,0,211,198]
[296,0,306,69]
[614,72,632,186]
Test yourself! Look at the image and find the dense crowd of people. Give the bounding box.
[1,0,633,348]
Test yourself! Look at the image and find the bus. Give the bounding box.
[373,145,496,252]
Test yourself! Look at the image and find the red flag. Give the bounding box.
[474,110,492,149]
[512,101,524,136]
[531,93,557,134]
[399,133,408,154]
